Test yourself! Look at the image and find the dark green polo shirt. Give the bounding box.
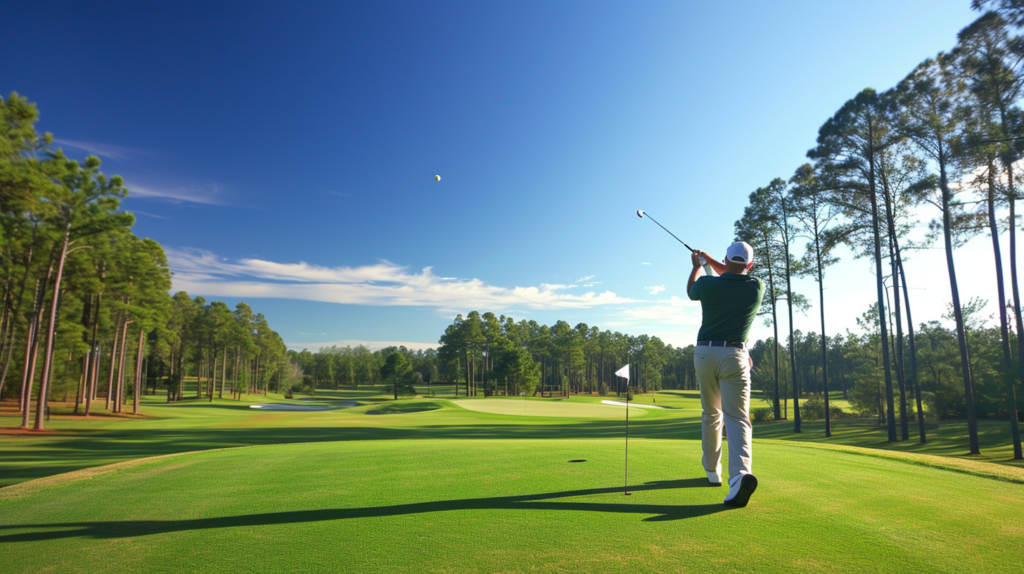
[687,273,764,343]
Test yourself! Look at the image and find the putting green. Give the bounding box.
[1,439,1021,573]
[452,398,649,418]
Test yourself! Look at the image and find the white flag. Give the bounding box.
[614,364,630,381]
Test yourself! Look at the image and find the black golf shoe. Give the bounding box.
[723,473,757,507]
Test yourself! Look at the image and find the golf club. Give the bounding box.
[636,209,713,275]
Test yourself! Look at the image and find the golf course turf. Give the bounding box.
[2,388,1023,572]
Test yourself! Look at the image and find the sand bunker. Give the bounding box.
[249,404,333,411]
[452,399,647,418]
[599,400,675,409]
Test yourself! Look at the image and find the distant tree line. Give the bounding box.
[289,312,705,400]
[0,93,289,430]
[734,1,1024,458]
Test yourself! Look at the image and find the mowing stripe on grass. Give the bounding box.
[757,438,1024,484]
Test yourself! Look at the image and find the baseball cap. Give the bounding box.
[725,241,754,265]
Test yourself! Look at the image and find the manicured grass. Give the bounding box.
[2,439,1022,573]
[2,386,1023,571]
[1,386,1021,489]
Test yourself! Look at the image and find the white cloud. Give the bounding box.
[168,249,637,311]
[54,138,143,160]
[603,296,703,347]
[646,285,665,295]
[640,262,651,265]
[128,183,229,205]
[576,275,596,282]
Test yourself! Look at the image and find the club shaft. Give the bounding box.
[642,214,695,252]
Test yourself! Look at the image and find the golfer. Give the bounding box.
[687,241,763,507]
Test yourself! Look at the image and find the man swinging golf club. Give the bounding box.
[687,241,763,508]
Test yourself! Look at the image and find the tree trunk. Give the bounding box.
[882,179,909,441]
[0,243,37,403]
[897,238,926,444]
[106,319,120,410]
[210,353,217,402]
[987,167,1022,459]
[762,228,781,421]
[814,227,831,437]
[84,291,102,416]
[219,348,226,399]
[115,320,131,413]
[938,151,979,454]
[1004,169,1024,459]
[34,223,72,431]
[866,120,897,442]
[134,330,145,414]
[781,196,800,433]
[19,312,40,429]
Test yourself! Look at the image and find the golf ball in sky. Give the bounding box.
[434,175,441,182]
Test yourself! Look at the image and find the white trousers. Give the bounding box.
[694,345,753,479]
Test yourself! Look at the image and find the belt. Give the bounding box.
[697,340,746,349]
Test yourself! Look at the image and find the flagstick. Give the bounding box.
[614,363,632,496]
[624,384,630,495]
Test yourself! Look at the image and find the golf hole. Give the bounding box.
[568,459,586,463]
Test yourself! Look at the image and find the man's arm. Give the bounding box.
[687,251,703,296]
[695,250,729,276]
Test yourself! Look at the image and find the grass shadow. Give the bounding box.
[0,478,729,542]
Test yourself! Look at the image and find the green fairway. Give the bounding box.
[2,387,1023,572]
[2,439,1022,573]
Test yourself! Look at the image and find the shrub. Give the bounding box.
[801,397,826,420]
[599,383,610,396]
[751,407,773,423]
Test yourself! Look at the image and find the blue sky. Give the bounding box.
[6,0,1006,350]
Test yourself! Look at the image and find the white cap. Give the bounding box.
[725,241,754,265]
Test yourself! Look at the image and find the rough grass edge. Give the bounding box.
[757,438,1024,484]
[0,447,240,502]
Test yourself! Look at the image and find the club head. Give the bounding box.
[636,209,644,218]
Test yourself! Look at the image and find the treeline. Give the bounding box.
[291,312,703,399]
[734,1,1024,457]
[0,93,288,430]
[748,308,1022,424]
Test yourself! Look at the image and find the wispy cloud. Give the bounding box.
[575,275,595,282]
[127,183,229,205]
[167,249,637,311]
[646,285,665,295]
[53,138,144,160]
[131,210,169,220]
[604,295,703,347]
[640,262,651,266]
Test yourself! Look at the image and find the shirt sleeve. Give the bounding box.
[688,277,703,301]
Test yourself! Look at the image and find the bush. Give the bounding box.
[801,398,826,420]
[599,383,610,396]
[751,407,773,423]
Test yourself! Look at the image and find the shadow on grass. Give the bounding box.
[0,479,728,542]
[0,418,701,484]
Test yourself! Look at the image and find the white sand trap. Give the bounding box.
[452,399,647,418]
[600,400,675,409]
[249,404,333,411]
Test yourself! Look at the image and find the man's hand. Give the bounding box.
[691,250,703,269]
